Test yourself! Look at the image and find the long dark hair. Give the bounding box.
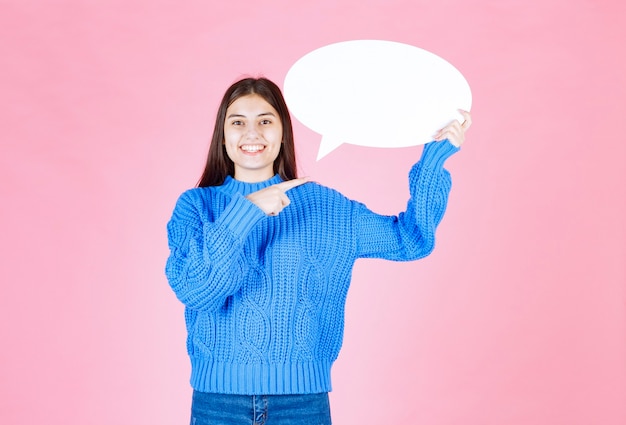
[197,77,298,187]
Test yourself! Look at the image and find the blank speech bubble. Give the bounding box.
[283,40,472,160]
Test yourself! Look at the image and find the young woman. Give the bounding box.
[165,77,471,424]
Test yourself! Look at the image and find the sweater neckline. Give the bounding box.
[220,174,283,196]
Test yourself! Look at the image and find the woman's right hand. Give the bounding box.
[246,177,309,216]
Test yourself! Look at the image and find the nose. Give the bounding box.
[245,126,259,139]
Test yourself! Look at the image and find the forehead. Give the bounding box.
[227,94,277,115]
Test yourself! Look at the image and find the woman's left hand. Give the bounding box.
[433,109,472,148]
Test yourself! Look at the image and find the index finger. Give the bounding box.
[458,109,472,130]
[274,177,310,192]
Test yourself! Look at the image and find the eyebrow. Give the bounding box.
[226,112,276,119]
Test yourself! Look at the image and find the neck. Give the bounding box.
[234,168,274,183]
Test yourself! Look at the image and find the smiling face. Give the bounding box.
[223,94,283,182]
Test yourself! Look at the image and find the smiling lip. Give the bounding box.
[240,144,266,154]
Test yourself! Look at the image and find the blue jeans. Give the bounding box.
[190,391,332,425]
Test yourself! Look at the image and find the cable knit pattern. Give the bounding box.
[165,140,459,395]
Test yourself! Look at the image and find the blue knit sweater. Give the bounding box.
[165,140,459,395]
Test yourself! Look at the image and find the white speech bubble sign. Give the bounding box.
[283,40,472,160]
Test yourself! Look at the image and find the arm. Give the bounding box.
[355,140,459,260]
[165,190,265,312]
[355,111,471,259]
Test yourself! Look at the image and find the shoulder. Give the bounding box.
[174,187,205,208]
[172,186,224,216]
[177,185,231,203]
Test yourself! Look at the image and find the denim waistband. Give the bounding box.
[190,391,332,425]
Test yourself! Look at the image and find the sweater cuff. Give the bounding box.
[420,140,460,169]
[217,193,266,243]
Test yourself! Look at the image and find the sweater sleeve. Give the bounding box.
[355,140,459,260]
[165,190,266,312]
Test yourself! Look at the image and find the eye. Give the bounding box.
[260,119,272,125]
[231,120,244,126]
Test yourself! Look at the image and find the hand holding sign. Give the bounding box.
[434,109,472,147]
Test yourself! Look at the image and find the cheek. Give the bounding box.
[270,127,283,143]
[223,139,237,160]
[223,130,238,147]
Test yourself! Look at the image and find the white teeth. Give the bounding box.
[241,144,265,152]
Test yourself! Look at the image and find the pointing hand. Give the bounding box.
[246,177,310,216]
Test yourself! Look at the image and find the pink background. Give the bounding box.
[2,1,625,424]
